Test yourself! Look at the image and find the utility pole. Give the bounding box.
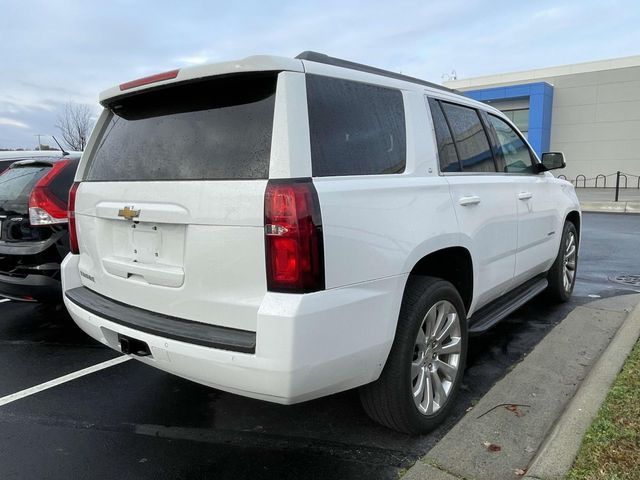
[34,134,46,150]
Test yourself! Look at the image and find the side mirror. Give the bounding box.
[540,152,566,171]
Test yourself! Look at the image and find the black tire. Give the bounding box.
[546,221,578,303]
[360,276,468,434]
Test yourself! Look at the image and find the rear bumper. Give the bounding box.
[0,230,66,255]
[65,286,256,353]
[61,254,407,404]
[0,272,61,302]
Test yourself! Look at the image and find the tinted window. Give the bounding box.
[86,73,277,181]
[502,109,529,136]
[441,102,495,173]
[427,98,460,172]
[0,165,49,212]
[0,160,15,174]
[306,75,406,177]
[487,115,535,174]
[49,158,79,206]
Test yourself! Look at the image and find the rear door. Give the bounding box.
[74,73,280,332]
[428,98,518,311]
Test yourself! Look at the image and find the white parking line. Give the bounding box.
[0,299,10,303]
[0,356,131,407]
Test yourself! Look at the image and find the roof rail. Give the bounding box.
[295,51,459,94]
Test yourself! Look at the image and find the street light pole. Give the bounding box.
[34,134,45,150]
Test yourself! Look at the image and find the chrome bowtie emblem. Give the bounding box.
[118,206,140,220]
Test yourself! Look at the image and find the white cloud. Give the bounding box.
[533,5,569,20]
[1,0,640,148]
[0,117,29,129]
[176,55,210,66]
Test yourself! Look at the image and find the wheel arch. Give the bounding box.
[565,210,581,241]
[405,246,473,314]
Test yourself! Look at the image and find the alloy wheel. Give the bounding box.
[563,231,577,292]
[411,300,462,415]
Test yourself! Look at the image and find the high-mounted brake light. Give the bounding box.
[68,182,80,254]
[28,160,70,226]
[264,179,325,293]
[119,69,180,91]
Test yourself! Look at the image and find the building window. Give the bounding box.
[501,109,529,137]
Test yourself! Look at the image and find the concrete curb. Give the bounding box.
[523,298,640,480]
[399,294,640,480]
[580,201,640,214]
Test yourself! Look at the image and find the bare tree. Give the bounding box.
[56,102,94,151]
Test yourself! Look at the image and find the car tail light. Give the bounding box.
[68,182,80,254]
[264,179,325,293]
[28,160,71,226]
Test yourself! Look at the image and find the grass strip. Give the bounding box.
[566,341,640,480]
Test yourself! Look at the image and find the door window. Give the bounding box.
[440,102,496,173]
[487,115,536,174]
[427,98,460,172]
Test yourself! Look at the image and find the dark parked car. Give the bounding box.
[0,150,78,174]
[0,154,80,302]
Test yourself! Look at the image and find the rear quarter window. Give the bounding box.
[85,73,278,181]
[306,75,406,177]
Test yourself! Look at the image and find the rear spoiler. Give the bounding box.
[10,159,57,168]
[9,155,81,169]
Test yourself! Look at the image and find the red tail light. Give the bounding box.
[28,160,71,226]
[68,182,80,254]
[264,179,325,293]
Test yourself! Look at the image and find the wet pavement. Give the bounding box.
[1,212,639,480]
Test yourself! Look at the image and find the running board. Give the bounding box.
[468,276,548,335]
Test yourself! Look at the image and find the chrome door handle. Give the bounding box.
[518,192,533,200]
[458,195,481,206]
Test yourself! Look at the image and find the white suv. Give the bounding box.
[61,52,580,434]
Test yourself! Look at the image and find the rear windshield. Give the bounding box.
[85,73,278,181]
[0,165,49,213]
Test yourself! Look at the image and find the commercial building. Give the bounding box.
[444,55,640,187]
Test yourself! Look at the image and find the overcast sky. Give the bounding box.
[1,0,639,149]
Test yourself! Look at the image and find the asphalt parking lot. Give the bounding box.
[1,212,639,480]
